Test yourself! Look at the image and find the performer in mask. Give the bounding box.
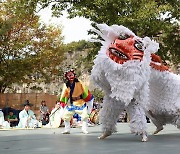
[60,69,94,134]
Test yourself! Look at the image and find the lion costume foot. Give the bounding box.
[98,131,112,139]
[62,131,70,134]
[82,130,88,134]
[141,133,148,142]
[153,127,163,135]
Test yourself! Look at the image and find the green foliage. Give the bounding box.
[64,40,99,74]
[30,85,43,91]
[38,0,180,65]
[0,0,65,93]
[63,40,92,52]
[54,40,99,87]
[81,42,100,73]
[91,88,104,102]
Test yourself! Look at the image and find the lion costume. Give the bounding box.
[91,24,180,142]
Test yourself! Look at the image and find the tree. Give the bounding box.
[0,0,65,93]
[58,40,96,77]
[38,0,180,65]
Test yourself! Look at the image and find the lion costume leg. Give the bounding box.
[147,110,164,135]
[126,100,148,142]
[176,116,180,129]
[98,96,124,139]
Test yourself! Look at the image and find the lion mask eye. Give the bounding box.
[118,34,130,40]
[134,40,144,52]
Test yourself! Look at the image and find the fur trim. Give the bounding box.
[127,102,147,134]
[91,23,180,133]
[149,69,180,115]
[91,24,152,135]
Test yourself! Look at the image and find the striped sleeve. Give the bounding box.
[60,84,69,104]
[81,83,93,102]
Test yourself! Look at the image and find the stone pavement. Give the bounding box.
[0,123,179,154]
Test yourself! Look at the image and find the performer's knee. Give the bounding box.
[63,116,72,122]
[81,114,89,121]
[63,112,73,121]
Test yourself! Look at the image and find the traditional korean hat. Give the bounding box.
[22,100,33,107]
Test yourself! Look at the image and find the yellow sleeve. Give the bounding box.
[60,84,69,103]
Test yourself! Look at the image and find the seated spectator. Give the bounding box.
[0,109,10,129]
[7,109,18,127]
[40,100,50,125]
[44,101,64,128]
[18,100,40,128]
[118,110,128,123]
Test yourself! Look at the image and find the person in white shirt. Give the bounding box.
[0,109,10,129]
[44,101,64,128]
[18,100,39,128]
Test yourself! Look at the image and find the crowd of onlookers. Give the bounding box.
[0,100,65,129]
[0,99,135,129]
[0,100,39,129]
[0,99,103,129]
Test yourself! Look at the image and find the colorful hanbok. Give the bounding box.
[60,70,93,134]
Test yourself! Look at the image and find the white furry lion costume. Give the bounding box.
[147,54,180,134]
[91,24,180,142]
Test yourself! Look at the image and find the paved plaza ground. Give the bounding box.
[0,123,179,154]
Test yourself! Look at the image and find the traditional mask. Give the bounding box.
[65,69,76,81]
[106,36,144,64]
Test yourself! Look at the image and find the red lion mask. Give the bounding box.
[106,36,169,72]
[106,36,144,64]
